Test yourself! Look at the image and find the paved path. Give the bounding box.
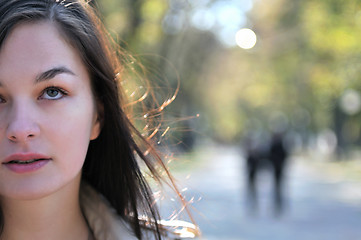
[170,144,361,240]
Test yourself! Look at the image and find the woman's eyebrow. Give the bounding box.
[35,66,75,83]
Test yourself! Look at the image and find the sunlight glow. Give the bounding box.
[235,28,257,49]
[340,89,361,115]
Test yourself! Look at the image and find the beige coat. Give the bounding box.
[80,183,198,240]
[80,183,138,239]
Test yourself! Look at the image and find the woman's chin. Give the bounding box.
[0,175,81,201]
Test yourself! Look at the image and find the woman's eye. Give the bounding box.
[40,87,67,100]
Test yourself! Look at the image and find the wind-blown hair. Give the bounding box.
[0,0,177,239]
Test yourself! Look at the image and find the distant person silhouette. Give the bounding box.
[246,144,259,211]
[244,134,268,213]
[243,131,289,216]
[269,132,288,215]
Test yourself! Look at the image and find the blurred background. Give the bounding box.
[95,0,361,239]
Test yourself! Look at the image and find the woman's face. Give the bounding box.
[0,21,101,200]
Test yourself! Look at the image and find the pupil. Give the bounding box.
[47,89,58,97]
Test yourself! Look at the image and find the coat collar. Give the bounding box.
[80,182,138,240]
[79,182,199,240]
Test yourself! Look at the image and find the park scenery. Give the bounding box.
[97,0,361,239]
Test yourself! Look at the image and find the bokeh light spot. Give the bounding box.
[235,28,257,49]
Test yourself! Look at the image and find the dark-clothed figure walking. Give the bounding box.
[269,133,288,214]
[244,135,268,213]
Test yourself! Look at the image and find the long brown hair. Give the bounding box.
[0,0,190,239]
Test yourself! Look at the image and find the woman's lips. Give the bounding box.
[3,153,51,173]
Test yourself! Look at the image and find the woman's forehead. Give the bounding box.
[0,22,85,76]
[2,21,67,55]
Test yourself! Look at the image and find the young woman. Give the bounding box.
[0,0,198,239]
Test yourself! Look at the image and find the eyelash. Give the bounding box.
[0,86,68,103]
[38,86,68,100]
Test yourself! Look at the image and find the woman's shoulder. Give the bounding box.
[80,182,199,240]
[140,217,199,239]
[80,182,138,239]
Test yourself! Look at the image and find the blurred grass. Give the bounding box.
[298,151,361,183]
[167,149,208,175]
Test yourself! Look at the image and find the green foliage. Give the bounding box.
[97,0,361,144]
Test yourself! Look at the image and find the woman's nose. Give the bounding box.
[6,102,40,143]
